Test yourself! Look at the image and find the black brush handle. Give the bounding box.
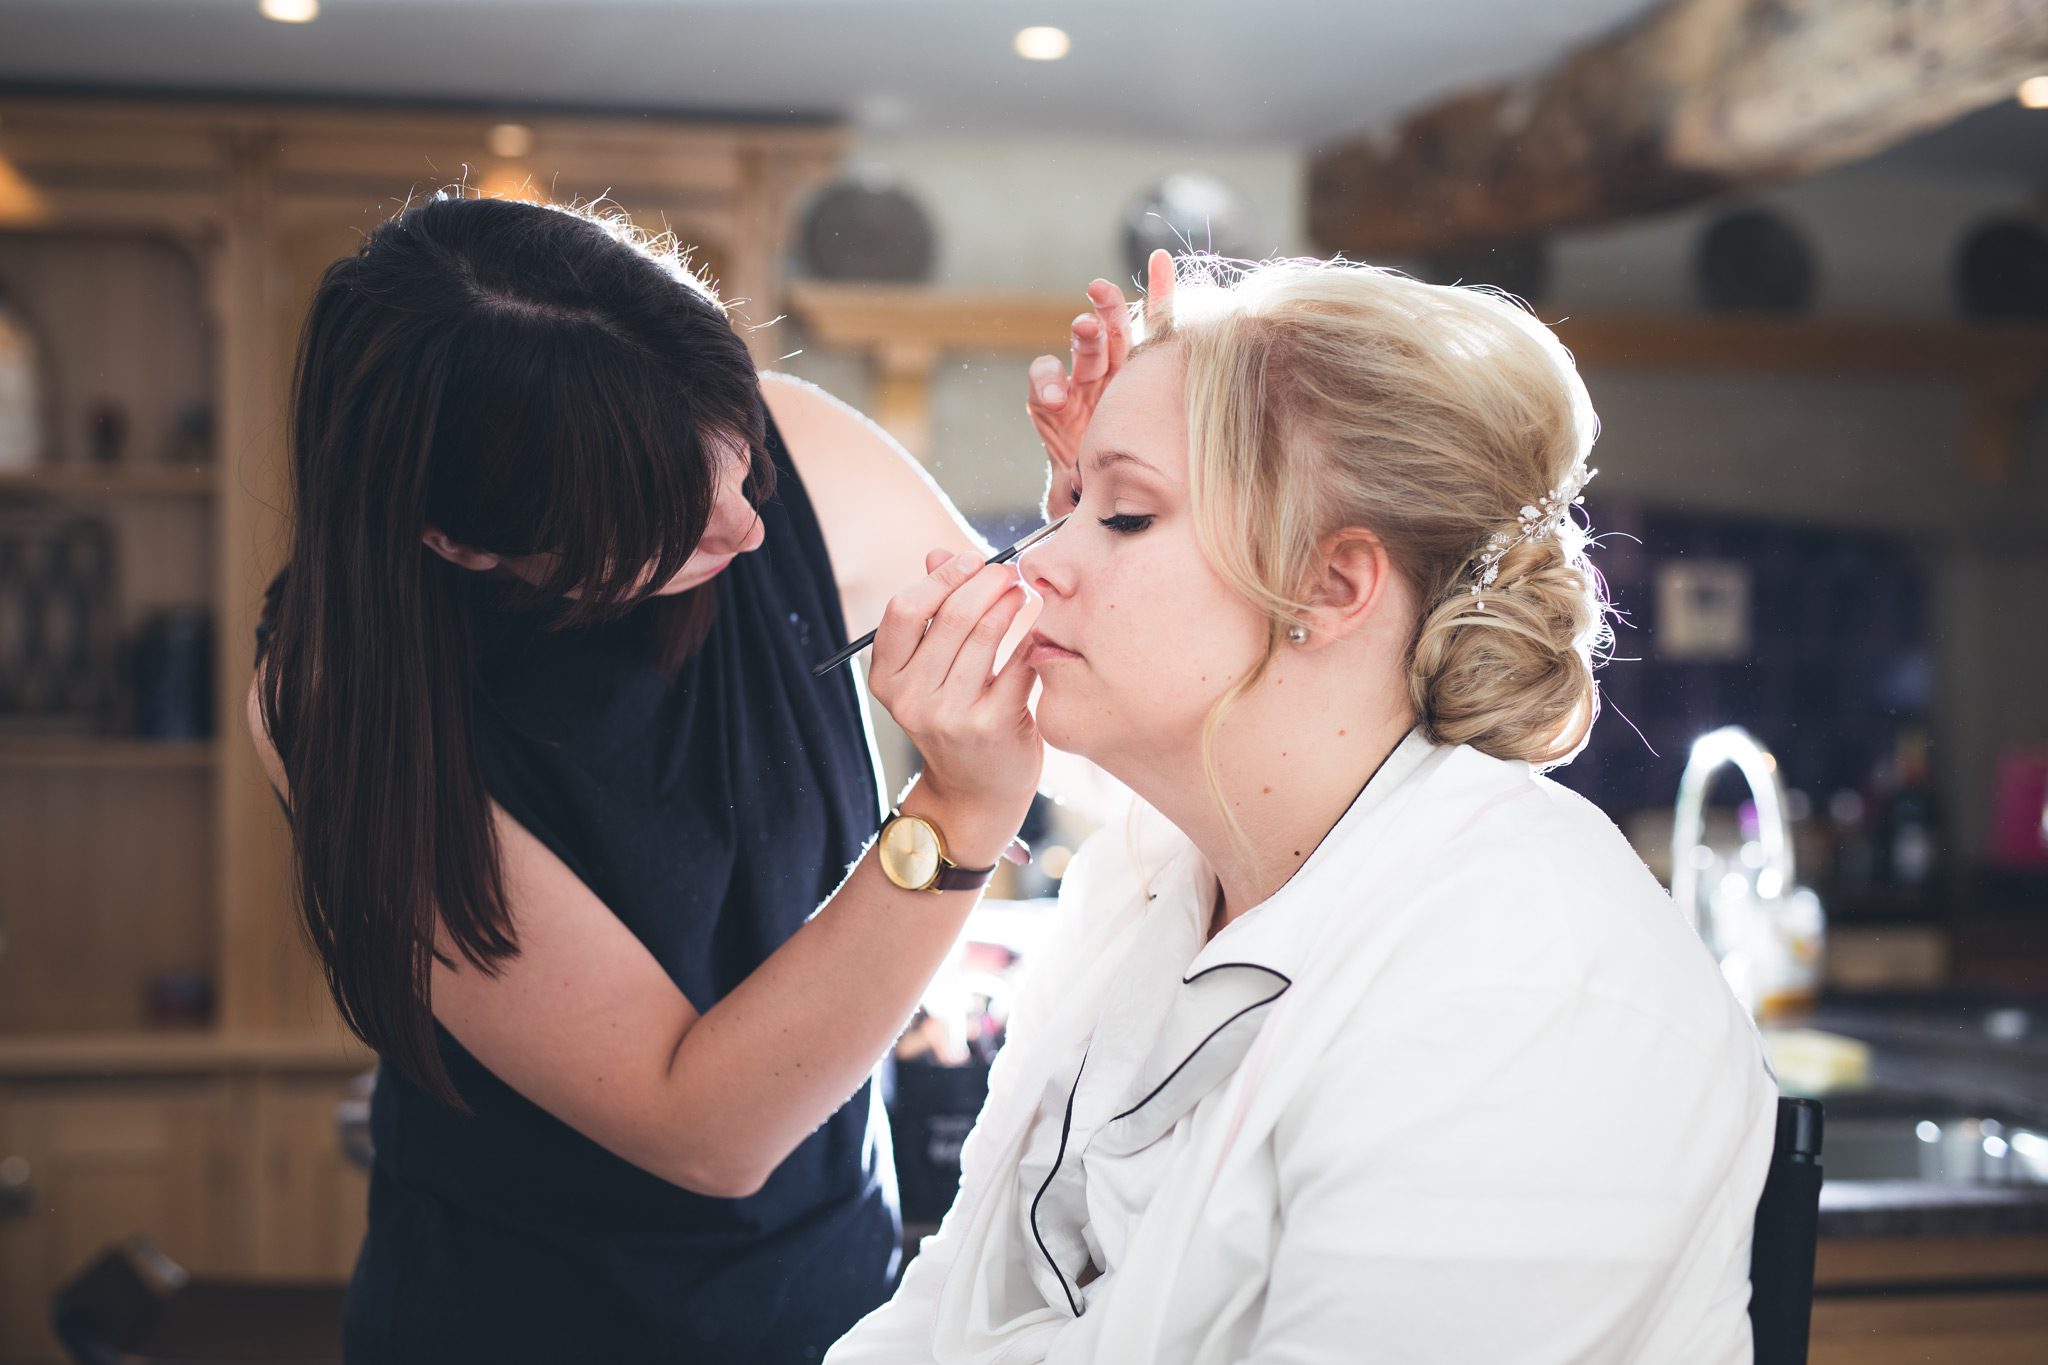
[809,516,1067,678]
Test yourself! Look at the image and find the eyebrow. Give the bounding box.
[1086,448,1162,479]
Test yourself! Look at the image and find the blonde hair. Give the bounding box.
[1138,257,1611,857]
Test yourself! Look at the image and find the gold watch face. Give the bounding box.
[879,814,943,891]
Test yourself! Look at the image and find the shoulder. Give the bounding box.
[1368,746,1753,1068]
[1293,756,1772,1163]
[760,370,875,446]
[760,372,935,505]
[758,372,982,622]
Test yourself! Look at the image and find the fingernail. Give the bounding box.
[954,551,982,575]
[1042,383,1065,403]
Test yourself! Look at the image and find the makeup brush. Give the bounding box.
[811,515,1068,677]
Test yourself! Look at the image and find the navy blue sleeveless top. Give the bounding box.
[257,417,898,1364]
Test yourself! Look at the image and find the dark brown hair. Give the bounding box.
[258,192,767,1107]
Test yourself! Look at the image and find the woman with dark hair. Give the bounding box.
[248,191,1151,1364]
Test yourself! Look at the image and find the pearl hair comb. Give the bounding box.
[1468,459,1597,609]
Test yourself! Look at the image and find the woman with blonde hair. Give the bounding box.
[829,257,1778,1364]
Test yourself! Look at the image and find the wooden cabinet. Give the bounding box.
[1810,1233,2048,1364]
[0,95,840,1365]
[247,1073,371,1279]
[0,1047,371,1365]
[0,94,841,1043]
[0,1078,233,1362]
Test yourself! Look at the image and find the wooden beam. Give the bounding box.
[1310,0,2048,256]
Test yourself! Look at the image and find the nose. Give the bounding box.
[704,490,766,557]
[1020,523,1075,600]
[733,505,767,554]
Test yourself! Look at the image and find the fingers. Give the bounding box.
[938,573,1028,696]
[907,565,1022,698]
[1027,353,1068,413]
[871,549,986,681]
[1069,311,1109,389]
[1144,248,1176,329]
[1087,278,1131,374]
[984,616,1041,715]
[871,553,1021,700]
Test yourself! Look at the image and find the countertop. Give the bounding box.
[1781,993,2048,1238]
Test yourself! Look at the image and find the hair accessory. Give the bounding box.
[1469,460,1598,609]
[1286,624,1309,645]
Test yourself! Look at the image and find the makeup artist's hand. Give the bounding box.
[1027,248,1177,521]
[866,548,1042,863]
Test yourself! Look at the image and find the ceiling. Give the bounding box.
[0,0,2039,178]
[0,0,1676,144]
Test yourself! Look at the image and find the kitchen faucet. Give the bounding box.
[1671,726,1824,1016]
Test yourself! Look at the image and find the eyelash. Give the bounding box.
[1072,483,1152,535]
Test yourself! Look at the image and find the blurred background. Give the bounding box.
[0,2,2044,1362]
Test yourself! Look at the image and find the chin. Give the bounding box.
[1032,691,1101,766]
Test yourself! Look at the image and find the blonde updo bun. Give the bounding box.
[1409,532,1605,766]
[1143,256,1610,772]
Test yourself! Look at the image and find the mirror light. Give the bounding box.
[1014,27,1071,62]
[487,124,535,159]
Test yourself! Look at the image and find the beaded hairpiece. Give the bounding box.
[1468,460,1597,609]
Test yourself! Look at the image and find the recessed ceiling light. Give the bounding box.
[1014,27,1071,62]
[2020,75,2048,109]
[259,0,319,22]
[487,123,535,159]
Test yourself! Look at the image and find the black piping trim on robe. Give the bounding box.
[1030,1048,1091,1317]
[1106,962,1291,1125]
[1027,962,1292,1317]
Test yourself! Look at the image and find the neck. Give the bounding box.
[1111,648,1416,940]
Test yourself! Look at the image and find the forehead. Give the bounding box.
[1080,347,1186,483]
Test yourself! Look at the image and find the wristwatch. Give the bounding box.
[876,808,1001,894]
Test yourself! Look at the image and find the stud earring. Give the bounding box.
[1286,625,1309,645]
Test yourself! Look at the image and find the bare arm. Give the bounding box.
[762,372,988,638]
[247,549,1039,1200]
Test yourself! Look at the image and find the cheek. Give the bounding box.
[1062,547,1255,714]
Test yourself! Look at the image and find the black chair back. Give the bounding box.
[1749,1096,1824,1365]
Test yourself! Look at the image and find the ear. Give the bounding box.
[1298,528,1394,648]
[421,525,501,573]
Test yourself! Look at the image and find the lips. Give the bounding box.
[1025,629,1080,664]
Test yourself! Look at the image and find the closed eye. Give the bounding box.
[1098,513,1153,534]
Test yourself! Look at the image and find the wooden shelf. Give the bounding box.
[0,464,216,498]
[0,737,218,771]
[790,283,2048,365]
[0,1029,371,1077]
[788,285,2048,479]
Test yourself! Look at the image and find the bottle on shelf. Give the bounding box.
[0,277,51,472]
[1885,726,1943,893]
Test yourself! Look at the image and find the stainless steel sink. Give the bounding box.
[1824,1114,2048,1186]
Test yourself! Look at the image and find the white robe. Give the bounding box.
[828,732,1779,1364]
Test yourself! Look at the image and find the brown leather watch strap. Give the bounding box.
[928,858,998,893]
